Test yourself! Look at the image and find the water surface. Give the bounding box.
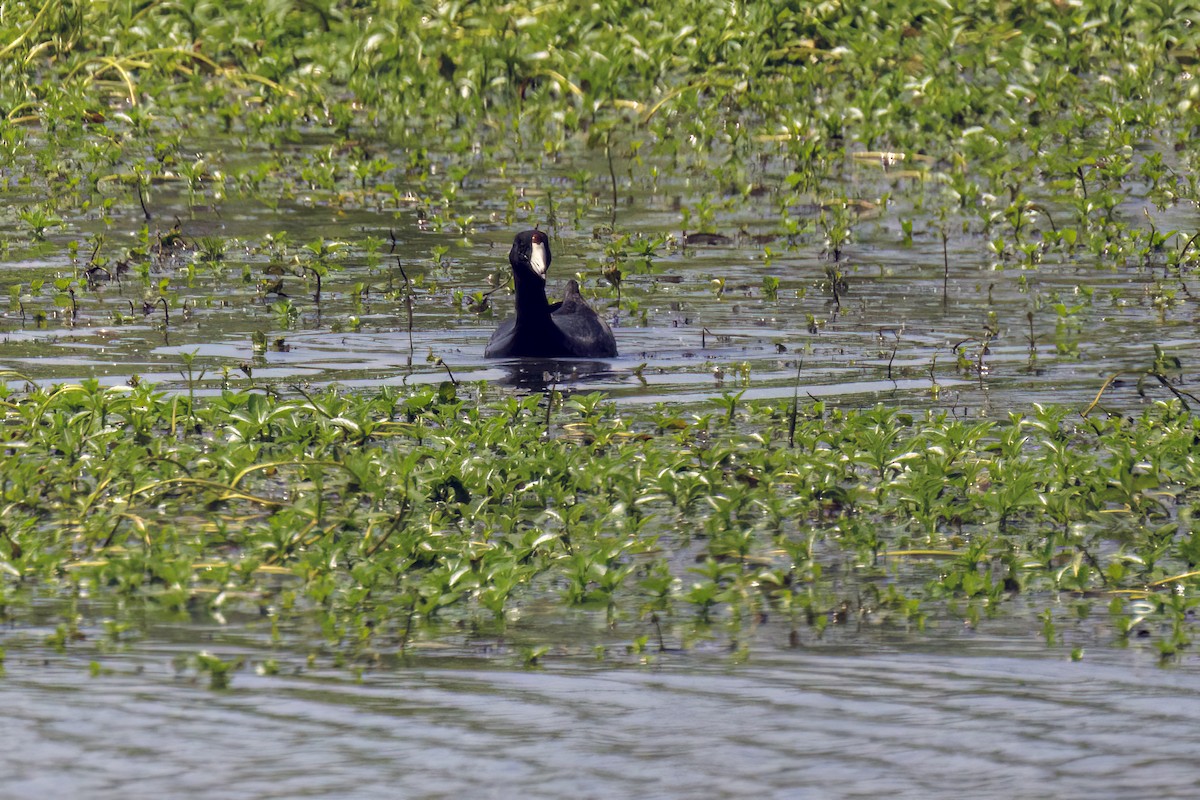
[1,149,1190,415]
[5,635,1198,799]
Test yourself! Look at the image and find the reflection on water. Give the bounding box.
[5,640,1199,799]
[488,358,623,391]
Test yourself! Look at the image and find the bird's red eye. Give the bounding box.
[531,231,545,243]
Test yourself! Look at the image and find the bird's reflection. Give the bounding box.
[492,358,618,391]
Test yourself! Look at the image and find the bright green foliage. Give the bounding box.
[4,2,1200,213]
[5,2,1200,676]
[2,379,1200,666]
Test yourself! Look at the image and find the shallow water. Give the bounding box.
[6,636,1200,800]
[2,147,1193,415]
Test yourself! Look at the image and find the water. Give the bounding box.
[4,138,1200,798]
[6,638,1199,799]
[1,152,1192,415]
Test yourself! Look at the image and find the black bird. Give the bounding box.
[485,230,618,358]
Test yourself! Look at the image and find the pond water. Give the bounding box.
[6,634,1200,799]
[5,135,1200,798]
[3,141,1195,416]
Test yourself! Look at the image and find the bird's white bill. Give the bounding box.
[529,241,548,278]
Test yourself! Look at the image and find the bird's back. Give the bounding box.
[551,280,617,358]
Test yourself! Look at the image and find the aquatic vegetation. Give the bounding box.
[0,378,1199,674]
[5,1,1200,680]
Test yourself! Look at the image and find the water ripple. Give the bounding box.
[5,645,1200,799]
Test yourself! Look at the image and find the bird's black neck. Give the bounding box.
[513,273,553,326]
[509,273,569,354]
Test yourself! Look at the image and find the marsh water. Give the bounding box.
[5,139,1200,798]
[4,143,1197,413]
[7,632,1200,798]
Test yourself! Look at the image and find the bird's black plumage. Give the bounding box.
[485,230,617,358]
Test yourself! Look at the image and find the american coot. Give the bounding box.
[485,230,618,358]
